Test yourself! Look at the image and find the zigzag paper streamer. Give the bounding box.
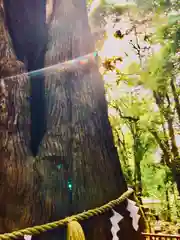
[127,199,140,231]
[24,235,32,240]
[110,209,124,240]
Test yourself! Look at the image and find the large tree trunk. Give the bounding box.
[1,0,144,239]
[36,0,144,239]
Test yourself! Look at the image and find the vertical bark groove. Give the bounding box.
[0,5,35,233]
[3,0,48,156]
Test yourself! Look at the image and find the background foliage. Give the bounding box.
[88,0,180,232]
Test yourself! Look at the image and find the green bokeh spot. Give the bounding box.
[68,180,72,191]
[57,164,62,170]
[93,51,98,57]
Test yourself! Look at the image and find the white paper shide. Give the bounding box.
[110,209,124,240]
[24,235,32,240]
[127,199,140,231]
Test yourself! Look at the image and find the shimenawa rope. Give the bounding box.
[0,188,134,240]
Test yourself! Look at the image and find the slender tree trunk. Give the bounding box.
[114,128,133,184]
[133,138,143,204]
[172,184,180,217]
[127,122,143,204]
[165,188,171,221]
[170,78,180,124]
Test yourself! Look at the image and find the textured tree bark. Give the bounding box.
[0,5,35,233]
[3,0,48,156]
[36,0,144,239]
[1,1,69,238]
[1,0,144,239]
[170,78,180,124]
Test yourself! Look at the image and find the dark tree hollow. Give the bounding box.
[3,0,48,156]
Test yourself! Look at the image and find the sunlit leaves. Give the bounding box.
[140,43,173,91]
[102,0,180,217]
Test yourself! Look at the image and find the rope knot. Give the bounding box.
[67,221,85,240]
